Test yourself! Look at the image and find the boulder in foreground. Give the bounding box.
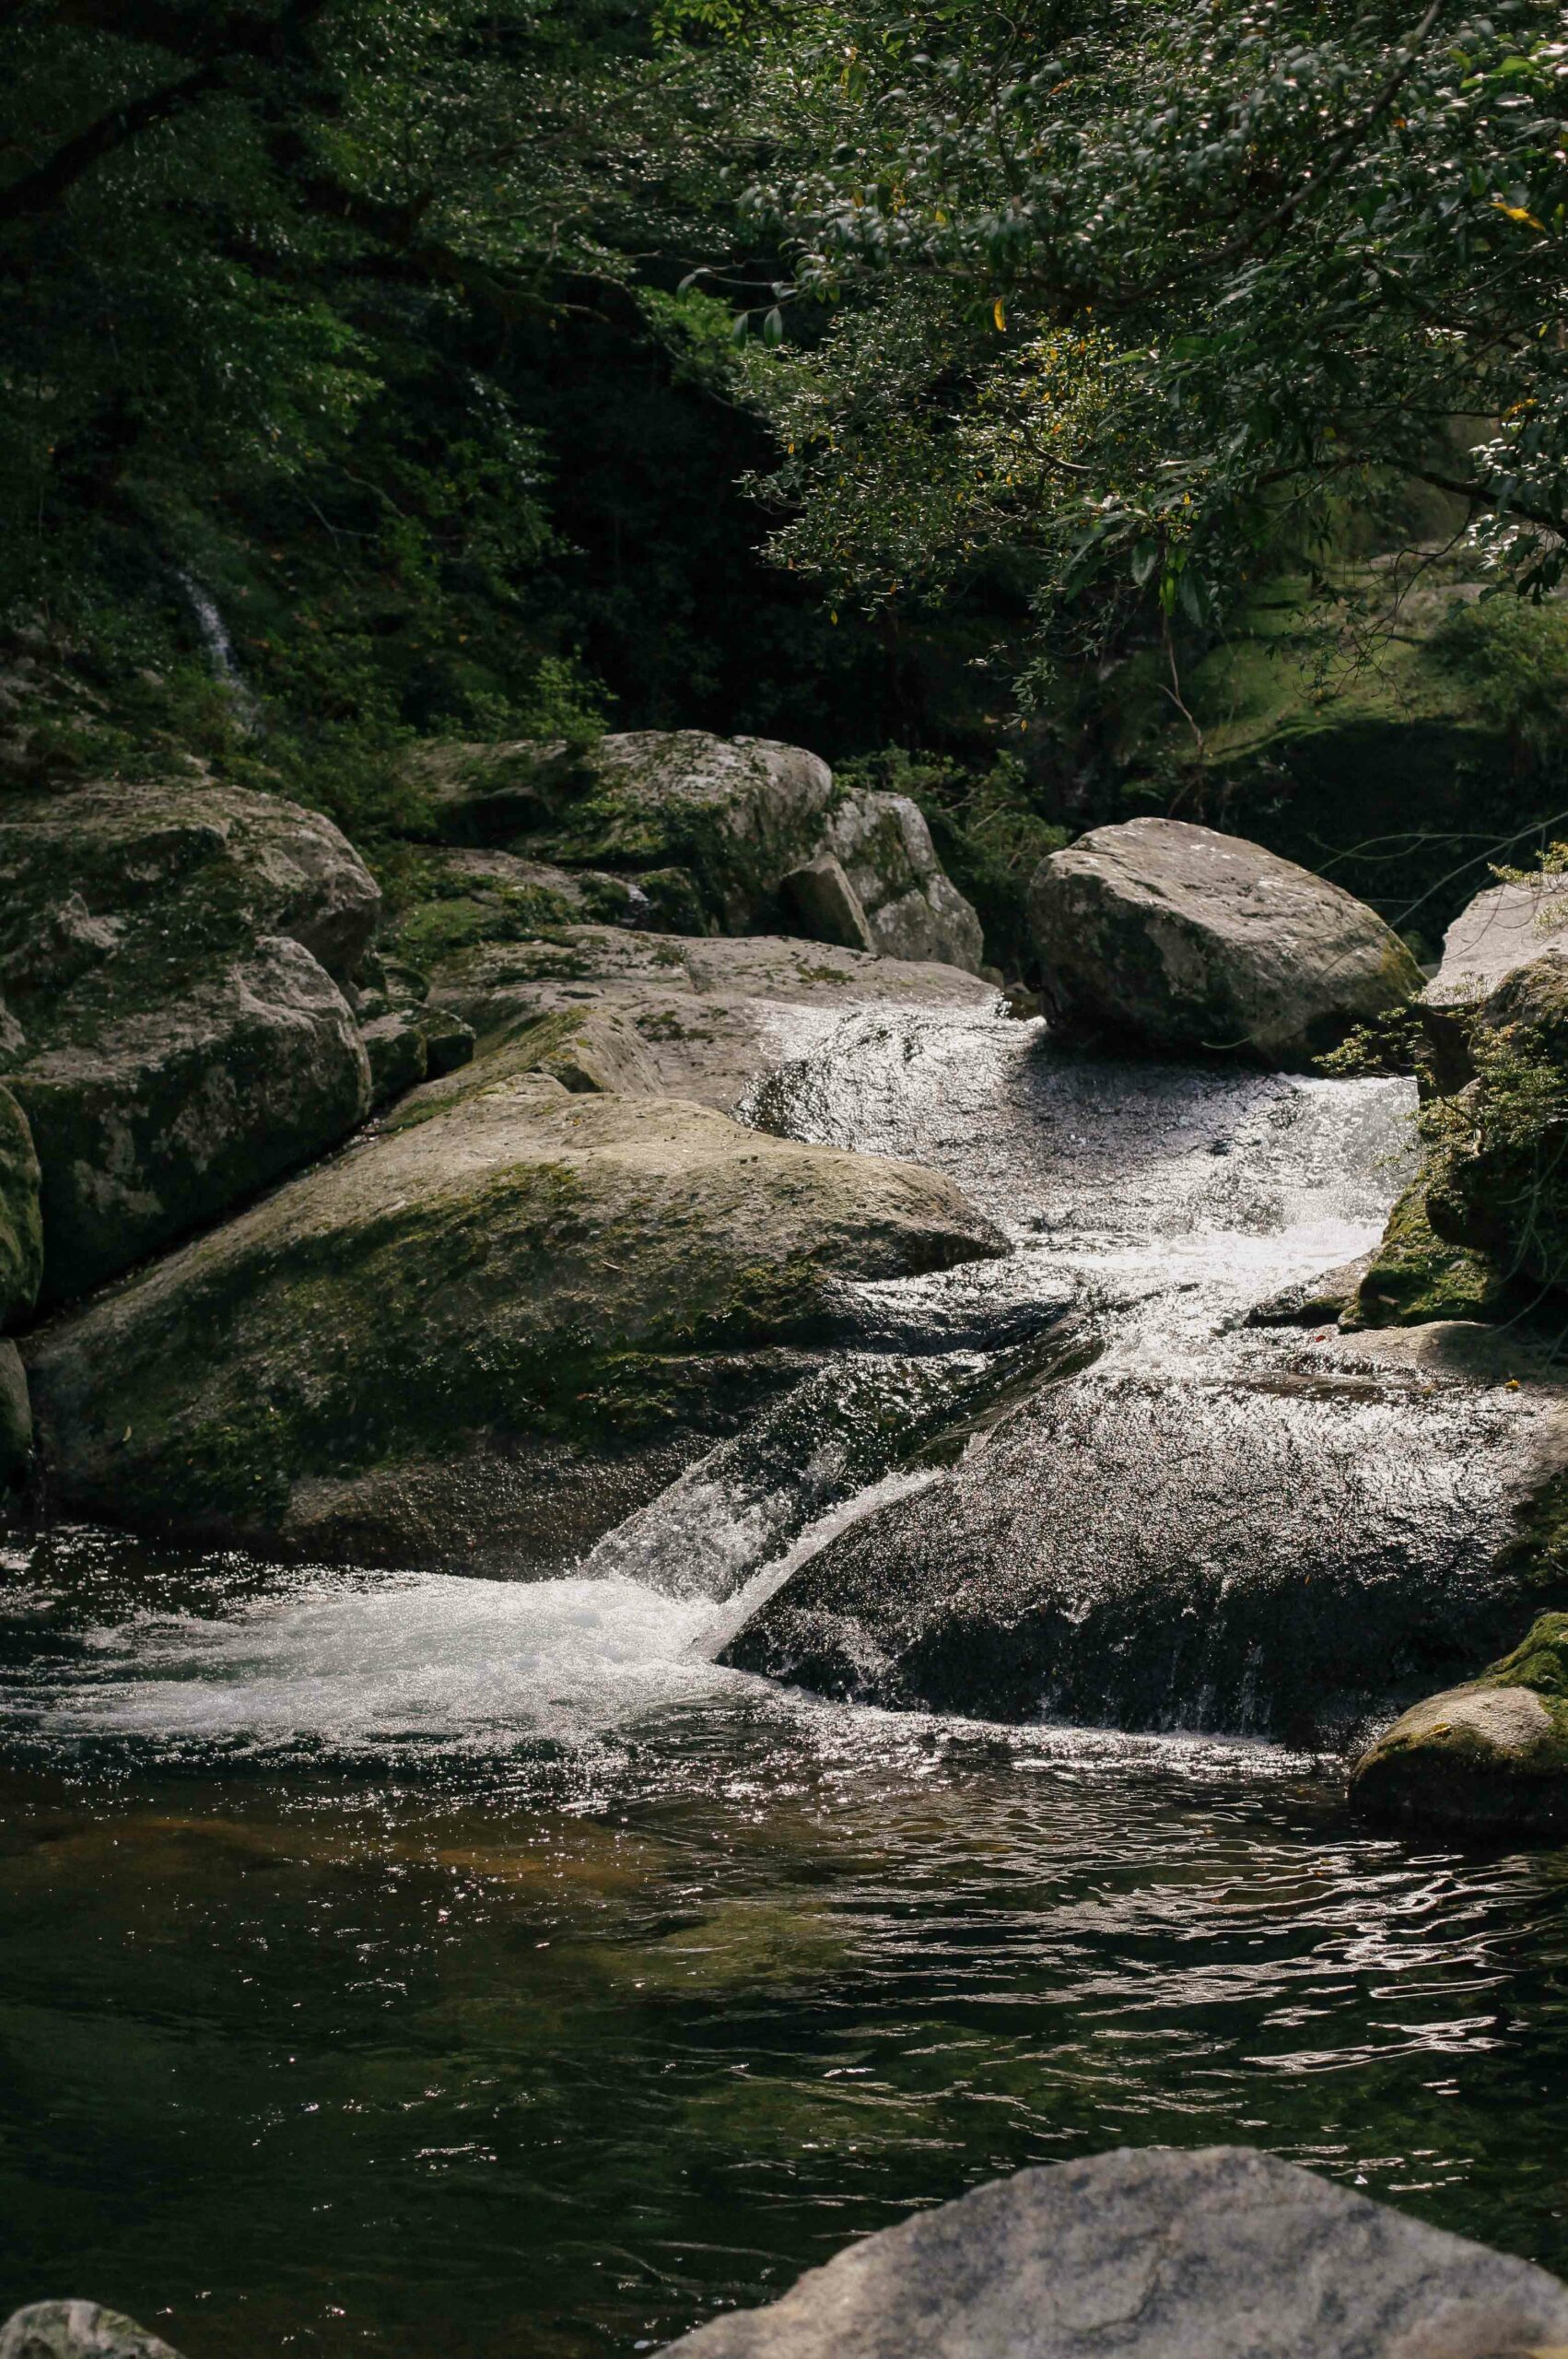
[1352,1612,1568,1834]
[660,2144,1568,2357]
[25,1072,1004,1569]
[1028,818,1420,1066]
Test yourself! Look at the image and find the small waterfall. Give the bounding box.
[178,569,262,731]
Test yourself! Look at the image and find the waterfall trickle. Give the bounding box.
[178,569,262,731]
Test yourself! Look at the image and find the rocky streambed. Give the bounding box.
[5,742,1568,2354]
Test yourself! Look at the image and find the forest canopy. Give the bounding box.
[3,0,1565,868]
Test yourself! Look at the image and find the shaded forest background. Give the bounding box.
[5,0,1568,976]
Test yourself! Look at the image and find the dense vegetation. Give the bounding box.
[5,0,1568,951]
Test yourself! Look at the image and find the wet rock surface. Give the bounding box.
[422,926,996,1109]
[1028,817,1421,1066]
[659,2145,1568,2359]
[24,1066,1005,1569]
[720,1335,1568,1736]
[1352,1611,1568,1834]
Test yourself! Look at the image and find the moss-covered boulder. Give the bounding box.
[1351,1614,1568,1834]
[413,732,837,934]
[1346,1173,1516,1329]
[0,1084,41,1328]
[380,845,704,973]
[1028,819,1422,1067]
[25,1074,1005,1569]
[822,790,985,972]
[0,778,380,1302]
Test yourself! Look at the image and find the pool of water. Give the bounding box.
[5,1007,1566,2356]
[1,1527,1566,2359]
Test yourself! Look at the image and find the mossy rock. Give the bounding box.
[0,777,381,1303]
[25,1076,1004,1570]
[822,789,985,972]
[1351,1613,1568,1834]
[1347,1174,1515,1329]
[410,731,837,934]
[0,1084,41,1328]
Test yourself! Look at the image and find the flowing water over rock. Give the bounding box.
[2,997,1567,2359]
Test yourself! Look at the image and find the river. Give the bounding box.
[1,1002,1565,2357]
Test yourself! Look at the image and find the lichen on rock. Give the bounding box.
[1351,1612,1568,1834]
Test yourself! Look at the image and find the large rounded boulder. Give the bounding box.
[0,777,380,1303]
[24,1068,1005,1571]
[1028,818,1420,1066]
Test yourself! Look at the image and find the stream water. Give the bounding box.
[2,1004,1566,2359]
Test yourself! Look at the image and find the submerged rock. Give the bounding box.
[26,1073,1004,1569]
[1352,1612,1568,1834]
[0,778,380,1302]
[721,1328,1568,1737]
[659,2144,1568,2358]
[0,2306,185,2359]
[1027,818,1420,1066]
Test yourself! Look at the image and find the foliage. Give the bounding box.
[1433,602,1568,777]
[724,0,1568,649]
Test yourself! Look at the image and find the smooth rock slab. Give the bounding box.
[660,2145,1568,2359]
[1028,818,1420,1066]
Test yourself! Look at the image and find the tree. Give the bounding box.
[721,0,1568,646]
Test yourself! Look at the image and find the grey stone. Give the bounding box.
[0,2306,184,2359]
[782,853,876,955]
[361,1009,428,1108]
[1425,874,1568,1012]
[12,936,371,1307]
[720,1332,1568,1737]
[0,779,381,1302]
[824,790,985,972]
[659,2144,1568,2359]
[1028,819,1421,1066]
[25,1067,1004,1570]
